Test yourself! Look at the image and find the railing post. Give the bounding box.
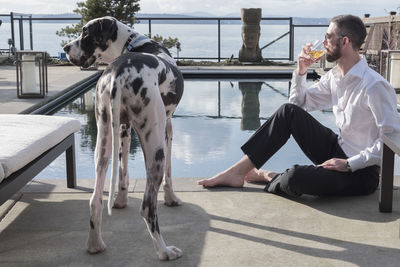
[29,15,33,50]
[218,19,221,62]
[289,17,294,61]
[10,12,15,54]
[18,16,24,50]
[149,19,152,38]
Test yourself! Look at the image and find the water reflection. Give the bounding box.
[239,82,262,130]
[38,80,336,179]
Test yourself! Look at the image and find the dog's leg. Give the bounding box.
[107,90,122,215]
[88,100,112,254]
[141,146,182,260]
[114,123,131,208]
[163,118,182,206]
[139,103,182,260]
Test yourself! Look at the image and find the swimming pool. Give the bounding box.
[36,79,338,179]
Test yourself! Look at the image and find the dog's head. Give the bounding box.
[63,16,118,68]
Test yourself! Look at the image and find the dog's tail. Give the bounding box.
[108,83,121,216]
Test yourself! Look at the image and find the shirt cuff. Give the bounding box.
[291,70,307,85]
[347,155,365,172]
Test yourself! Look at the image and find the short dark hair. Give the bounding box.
[330,15,367,50]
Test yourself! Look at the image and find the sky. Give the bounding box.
[0,0,399,18]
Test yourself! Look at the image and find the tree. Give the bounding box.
[57,0,140,47]
[148,34,181,57]
[150,34,179,49]
[57,0,181,57]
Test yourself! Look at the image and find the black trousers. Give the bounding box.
[241,103,379,197]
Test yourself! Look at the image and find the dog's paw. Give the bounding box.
[113,191,128,209]
[113,200,127,209]
[158,246,183,260]
[87,245,106,254]
[164,199,182,207]
[87,237,106,254]
[164,193,182,207]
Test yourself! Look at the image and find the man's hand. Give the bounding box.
[318,158,349,172]
[297,43,316,75]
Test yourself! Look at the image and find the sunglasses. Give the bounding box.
[325,33,345,41]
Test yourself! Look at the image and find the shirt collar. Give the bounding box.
[331,56,367,81]
[346,56,367,79]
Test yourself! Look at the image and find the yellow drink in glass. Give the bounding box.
[310,40,324,59]
[310,50,324,59]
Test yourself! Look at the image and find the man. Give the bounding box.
[198,15,400,197]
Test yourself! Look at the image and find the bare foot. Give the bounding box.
[198,155,254,188]
[244,169,278,184]
[197,171,245,188]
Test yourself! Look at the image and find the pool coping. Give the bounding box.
[24,66,319,115]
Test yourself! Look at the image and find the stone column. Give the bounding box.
[239,8,262,62]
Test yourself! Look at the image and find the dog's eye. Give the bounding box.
[82,27,88,36]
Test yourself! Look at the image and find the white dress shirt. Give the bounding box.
[289,57,400,171]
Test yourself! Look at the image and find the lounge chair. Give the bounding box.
[0,114,80,206]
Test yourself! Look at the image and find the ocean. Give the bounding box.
[0,21,327,60]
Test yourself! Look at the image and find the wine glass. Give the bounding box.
[309,40,325,60]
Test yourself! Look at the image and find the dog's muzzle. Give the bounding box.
[63,43,72,54]
[63,43,96,68]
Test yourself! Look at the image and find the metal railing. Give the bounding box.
[1,12,329,62]
[0,12,81,53]
[139,16,295,61]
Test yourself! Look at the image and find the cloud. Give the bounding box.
[0,0,81,14]
[139,0,399,17]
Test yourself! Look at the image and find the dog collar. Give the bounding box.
[125,35,149,52]
[123,34,135,49]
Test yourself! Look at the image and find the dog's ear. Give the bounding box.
[96,18,118,44]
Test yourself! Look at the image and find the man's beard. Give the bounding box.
[325,40,342,62]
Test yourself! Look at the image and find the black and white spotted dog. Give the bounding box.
[63,16,184,260]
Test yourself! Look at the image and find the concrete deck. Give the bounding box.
[0,64,400,266]
[0,65,100,114]
[0,179,399,266]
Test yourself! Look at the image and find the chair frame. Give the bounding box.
[379,132,400,212]
[0,133,76,206]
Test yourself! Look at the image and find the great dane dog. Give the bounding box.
[63,16,184,260]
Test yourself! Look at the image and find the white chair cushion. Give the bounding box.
[0,114,81,183]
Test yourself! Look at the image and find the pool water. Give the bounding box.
[36,79,338,179]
